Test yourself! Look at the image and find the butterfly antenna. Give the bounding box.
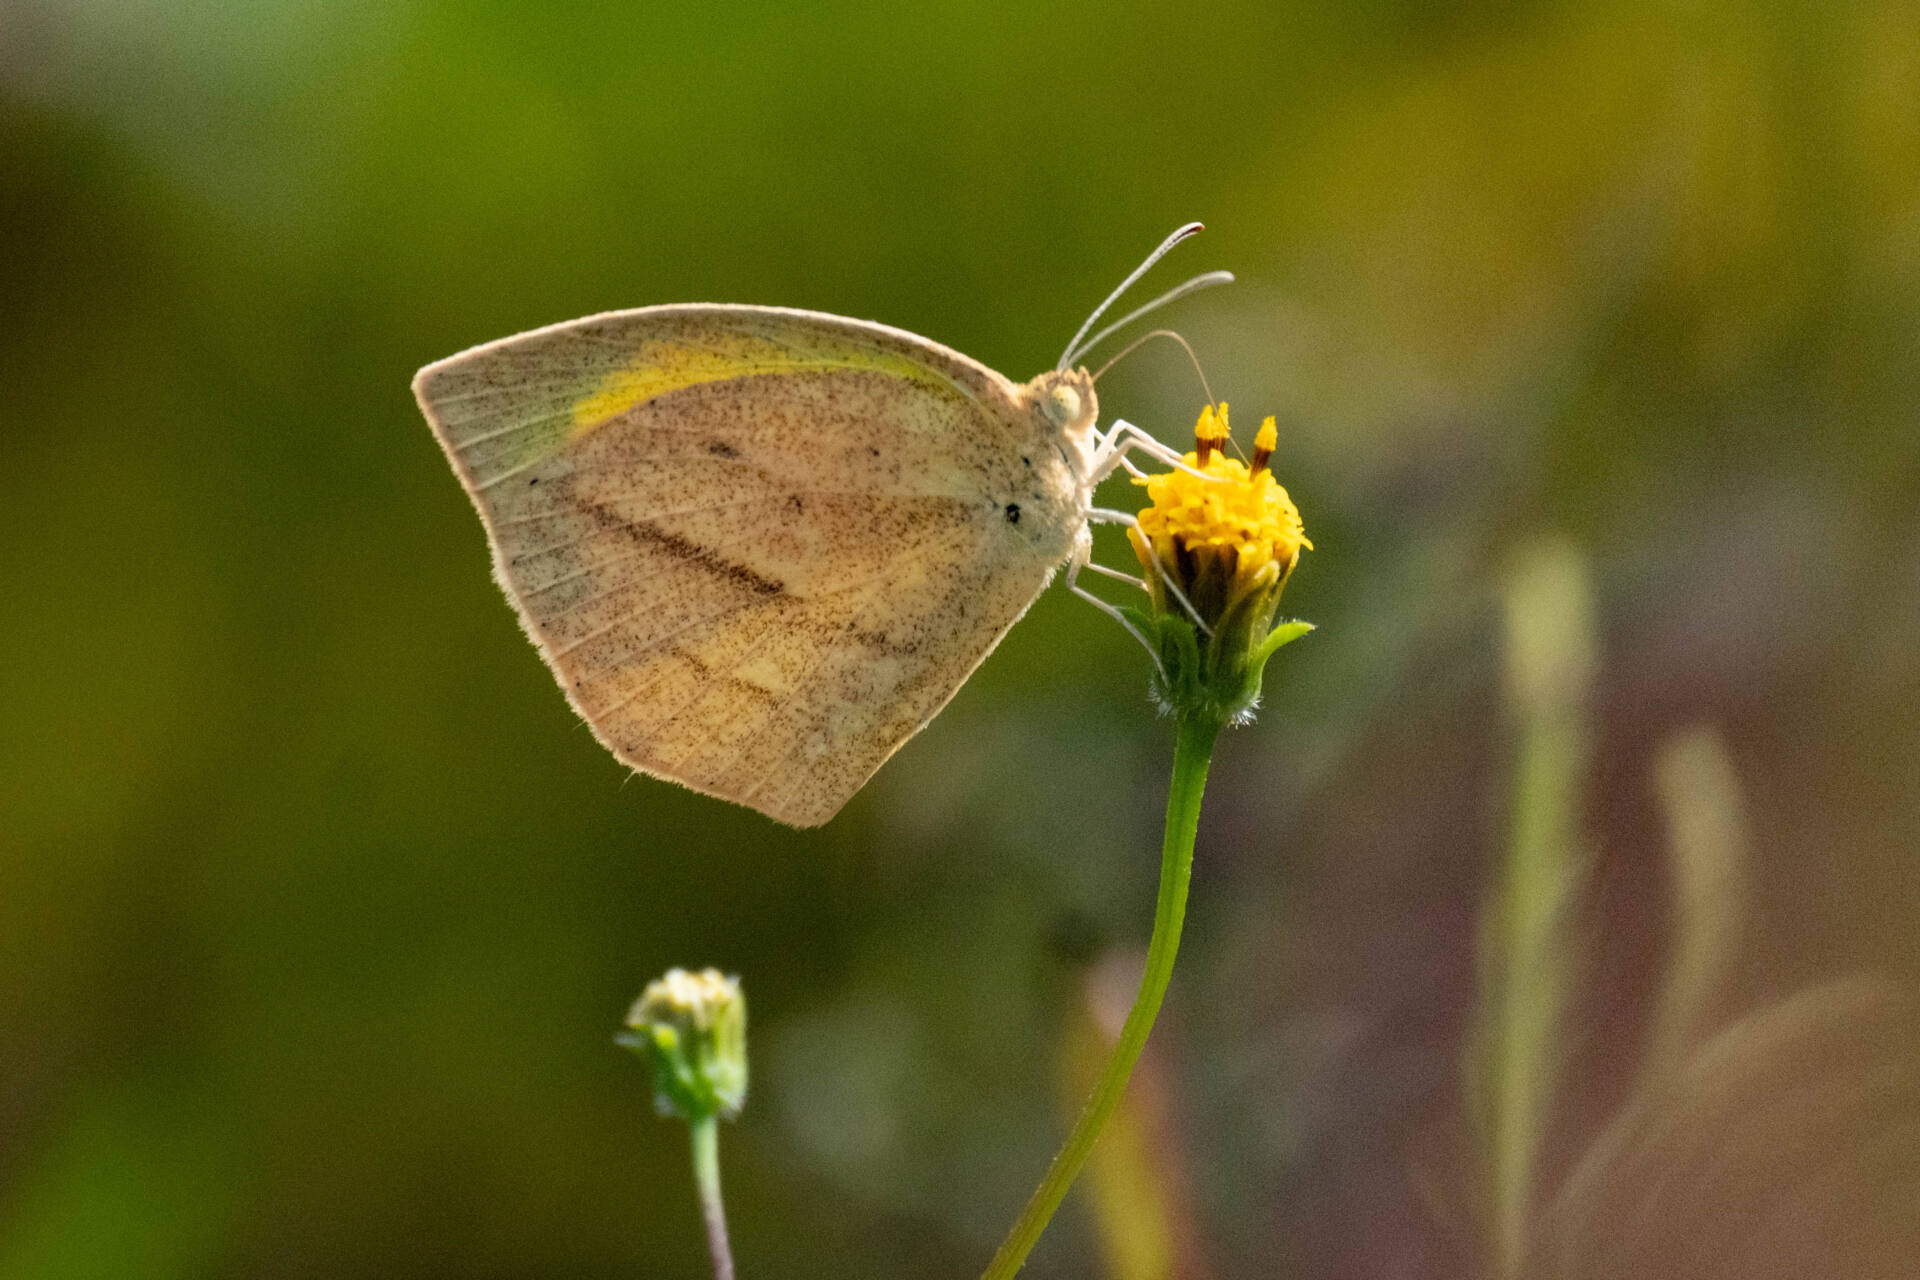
[1067,270,1234,371]
[1091,328,1218,412]
[1057,222,1206,371]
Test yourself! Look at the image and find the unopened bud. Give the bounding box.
[617,968,748,1122]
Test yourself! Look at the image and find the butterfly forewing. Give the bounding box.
[415,305,1076,826]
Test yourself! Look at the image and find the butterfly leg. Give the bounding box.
[1088,420,1215,485]
[1107,447,1229,484]
[1079,559,1149,591]
[1095,419,1187,466]
[1064,548,1169,685]
[1087,507,1213,637]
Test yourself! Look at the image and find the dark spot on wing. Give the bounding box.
[706,439,740,459]
[586,503,786,596]
[1005,503,1021,524]
[726,675,778,707]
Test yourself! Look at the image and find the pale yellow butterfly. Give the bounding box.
[413,224,1229,825]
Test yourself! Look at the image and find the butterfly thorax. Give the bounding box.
[1011,366,1100,563]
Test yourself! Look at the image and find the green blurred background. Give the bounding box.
[5,1,1920,1277]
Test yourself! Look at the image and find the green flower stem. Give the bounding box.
[981,710,1223,1280]
[689,1113,734,1280]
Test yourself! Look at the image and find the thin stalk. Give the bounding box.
[689,1113,735,1280]
[981,711,1222,1280]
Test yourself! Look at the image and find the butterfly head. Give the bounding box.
[1027,366,1098,439]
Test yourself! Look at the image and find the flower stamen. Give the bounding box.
[1250,415,1277,471]
[1193,401,1229,465]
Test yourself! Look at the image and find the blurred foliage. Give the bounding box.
[1471,537,1596,1279]
[3,0,1919,1277]
[1056,952,1204,1280]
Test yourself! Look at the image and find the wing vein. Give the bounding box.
[592,596,798,734]
[593,570,906,752]
[703,568,907,796]
[446,409,573,447]
[572,596,780,720]
[473,458,545,492]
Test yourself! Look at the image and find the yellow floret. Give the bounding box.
[1133,405,1310,574]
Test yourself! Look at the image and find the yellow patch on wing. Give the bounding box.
[570,334,962,437]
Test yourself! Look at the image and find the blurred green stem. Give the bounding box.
[981,711,1221,1280]
[1475,538,1594,1278]
[689,1114,734,1280]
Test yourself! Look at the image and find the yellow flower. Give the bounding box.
[1123,404,1314,724]
[1128,404,1311,629]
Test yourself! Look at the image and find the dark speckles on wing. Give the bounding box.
[670,643,780,708]
[585,500,785,596]
[849,624,924,658]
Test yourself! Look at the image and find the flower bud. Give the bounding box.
[1125,406,1313,724]
[617,968,748,1122]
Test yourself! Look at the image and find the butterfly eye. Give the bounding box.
[1043,384,1083,427]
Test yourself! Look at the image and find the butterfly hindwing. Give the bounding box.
[415,305,1073,826]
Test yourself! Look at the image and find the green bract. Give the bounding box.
[617,968,748,1122]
